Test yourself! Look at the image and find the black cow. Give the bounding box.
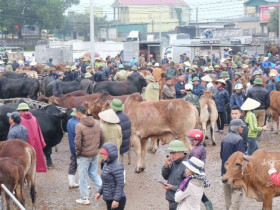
[1,71,26,79]
[41,76,55,95]
[0,103,71,167]
[44,78,83,97]
[0,76,39,99]
[93,75,147,96]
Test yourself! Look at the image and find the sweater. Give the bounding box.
[7,124,28,142]
[175,179,204,210]
[98,142,125,201]
[244,111,262,138]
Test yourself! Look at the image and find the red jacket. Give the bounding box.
[20,112,47,172]
[268,168,280,187]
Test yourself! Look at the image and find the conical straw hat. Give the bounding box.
[241,98,261,111]
[201,75,212,82]
[98,109,120,123]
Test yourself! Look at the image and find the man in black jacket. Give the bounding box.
[247,78,270,128]
[53,72,64,96]
[162,140,188,210]
[94,65,106,82]
[221,119,245,210]
[63,65,74,82]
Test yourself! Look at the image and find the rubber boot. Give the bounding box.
[68,175,79,189]
[204,201,213,210]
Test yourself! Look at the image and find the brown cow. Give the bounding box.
[0,157,25,210]
[124,93,198,173]
[37,90,87,104]
[199,91,218,146]
[85,93,129,119]
[268,91,280,133]
[223,150,280,210]
[0,140,37,208]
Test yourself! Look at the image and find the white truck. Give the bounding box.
[162,39,192,63]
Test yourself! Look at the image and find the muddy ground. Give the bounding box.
[22,125,280,210]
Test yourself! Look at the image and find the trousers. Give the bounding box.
[223,183,243,210]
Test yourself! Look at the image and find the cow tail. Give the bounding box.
[27,146,37,206]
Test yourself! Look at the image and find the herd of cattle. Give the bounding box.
[1,69,280,209]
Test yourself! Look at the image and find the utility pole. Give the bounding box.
[90,0,95,67]
[159,0,162,41]
[278,0,280,38]
[196,7,198,38]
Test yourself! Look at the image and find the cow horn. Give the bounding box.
[243,155,250,162]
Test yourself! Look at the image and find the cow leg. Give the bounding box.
[15,182,25,207]
[211,120,216,146]
[202,121,207,147]
[5,192,11,210]
[43,146,53,168]
[132,135,142,173]
[140,138,148,171]
[127,148,131,165]
[149,137,158,154]
[262,193,273,210]
[273,111,280,134]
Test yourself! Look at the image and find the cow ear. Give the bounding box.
[224,161,228,170]
[241,161,248,175]
[84,101,89,108]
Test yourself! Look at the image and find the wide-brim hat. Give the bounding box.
[203,67,208,72]
[0,61,5,64]
[216,79,226,85]
[242,64,248,69]
[214,65,220,68]
[44,65,50,70]
[241,98,260,111]
[84,72,92,78]
[17,102,30,111]
[147,62,152,66]
[192,76,199,82]
[18,60,24,64]
[110,99,124,111]
[65,65,71,69]
[208,66,214,71]
[30,61,37,66]
[71,65,77,71]
[98,109,120,124]
[221,58,226,63]
[263,57,269,62]
[131,66,138,71]
[221,71,229,78]
[154,63,160,67]
[234,71,242,77]
[234,83,243,90]
[7,60,12,64]
[167,140,188,152]
[71,108,76,116]
[253,78,263,85]
[201,75,212,82]
[183,157,205,175]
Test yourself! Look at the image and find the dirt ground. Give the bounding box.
[22,125,280,210]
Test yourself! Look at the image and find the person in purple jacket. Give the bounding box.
[187,129,213,210]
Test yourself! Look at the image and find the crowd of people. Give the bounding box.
[3,47,280,210]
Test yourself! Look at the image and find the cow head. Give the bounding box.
[102,100,111,111]
[48,96,59,106]
[222,152,252,186]
[84,99,102,119]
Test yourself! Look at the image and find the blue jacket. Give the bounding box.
[230,92,245,109]
[266,79,276,93]
[7,124,28,142]
[192,84,205,98]
[214,88,230,112]
[81,62,88,74]
[129,59,138,66]
[174,81,186,98]
[116,111,131,154]
[262,60,270,69]
[67,117,79,154]
[220,131,245,176]
[98,142,125,201]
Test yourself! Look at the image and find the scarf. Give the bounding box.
[178,174,210,192]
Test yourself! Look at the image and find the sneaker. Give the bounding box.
[76,198,90,205]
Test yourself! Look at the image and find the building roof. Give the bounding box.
[112,0,188,7]
[244,0,269,6]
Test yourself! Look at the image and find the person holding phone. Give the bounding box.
[161,139,189,210]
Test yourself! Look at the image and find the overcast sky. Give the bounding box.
[67,0,244,22]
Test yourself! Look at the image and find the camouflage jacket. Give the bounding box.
[183,93,200,110]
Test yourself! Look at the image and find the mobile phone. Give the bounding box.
[158,180,166,185]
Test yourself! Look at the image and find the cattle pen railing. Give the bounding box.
[0,184,25,210]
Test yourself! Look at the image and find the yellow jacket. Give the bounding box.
[145,82,160,102]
